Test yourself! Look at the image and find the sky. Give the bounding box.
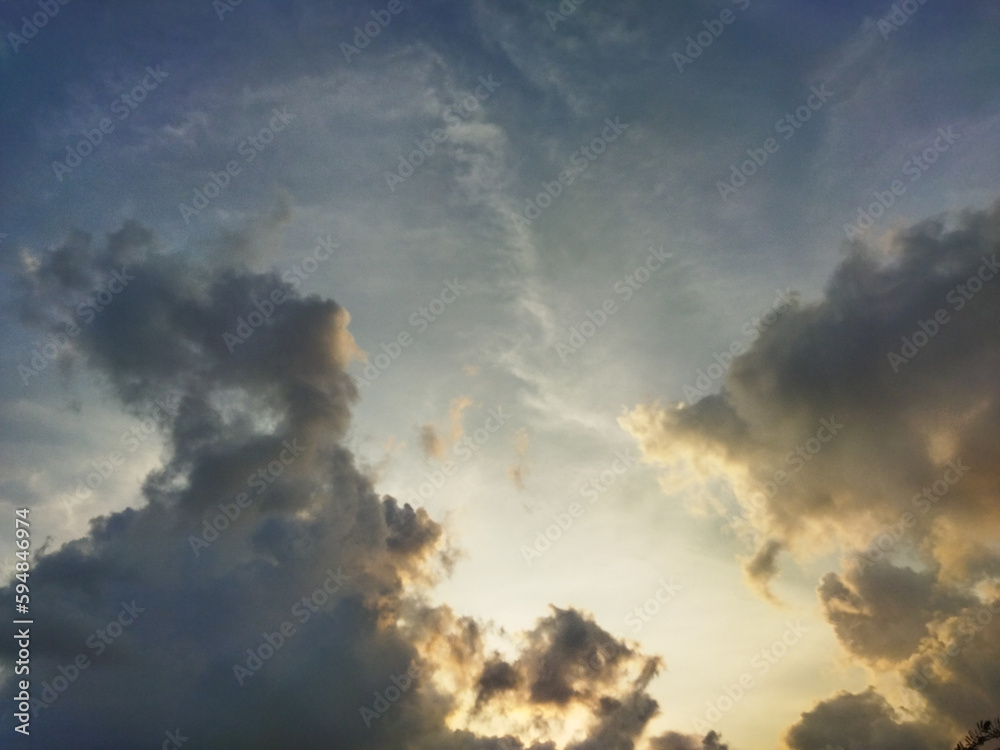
[1,1,999,749]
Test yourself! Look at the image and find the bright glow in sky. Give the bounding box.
[2,2,1000,749]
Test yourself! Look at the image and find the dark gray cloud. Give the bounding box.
[625,201,1000,584]
[475,658,521,708]
[784,689,946,750]
[461,606,666,750]
[0,222,675,750]
[624,202,1000,747]
[818,560,975,665]
[2,2,997,746]
[900,598,1000,737]
[742,538,784,604]
[649,730,731,750]
[0,222,437,747]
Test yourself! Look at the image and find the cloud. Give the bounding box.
[0,222,672,750]
[742,538,784,605]
[622,202,1000,747]
[649,731,731,750]
[784,689,945,750]
[818,560,975,666]
[459,606,664,749]
[18,200,990,750]
[475,658,521,709]
[623,201,1000,580]
[420,424,446,461]
[507,427,531,492]
[1,222,444,747]
[390,602,669,750]
[420,396,474,461]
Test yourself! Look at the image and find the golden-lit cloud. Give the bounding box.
[421,396,474,460]
[4,223,711,750]
[622,202,1000,745]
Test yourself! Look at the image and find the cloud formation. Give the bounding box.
[622,202,1000,747]
[1,222,690,750]
[784,689,944,750]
